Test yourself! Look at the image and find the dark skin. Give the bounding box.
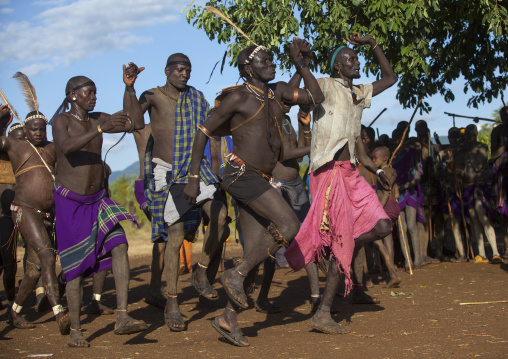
[0,106,19,307]
[0,116,65,331]
[436,129,466,260]
[131,124,167,307]
[183,39,324,345]
[457,125,500,260]
[490,107,508,256]
[257,105,312,313]
[311,34,396,334]
[52,67,146,347]
[370,147,402,287]
[126,58,229,331]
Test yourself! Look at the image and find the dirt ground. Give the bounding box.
[1,236,508,359]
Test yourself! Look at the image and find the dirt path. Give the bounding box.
[1,241,508,358]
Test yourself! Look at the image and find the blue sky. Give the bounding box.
[0,0,503,171]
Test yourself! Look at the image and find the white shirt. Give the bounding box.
[310,77,373,171]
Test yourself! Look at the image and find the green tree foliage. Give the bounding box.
[186,0,508,112]
[109,174,149,228]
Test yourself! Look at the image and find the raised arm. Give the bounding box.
[122,62,145,131]
[279,39,324,106]
[347,33,397,97]
[0,105,13,152]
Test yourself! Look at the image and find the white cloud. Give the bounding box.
[0,7,13,13]
[0,0,189,75]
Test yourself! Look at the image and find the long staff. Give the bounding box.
[388,96,423,166]
[444,112,496,124]
[367,108,387,128]
[397,214,413,275]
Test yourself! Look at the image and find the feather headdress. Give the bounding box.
[13,72,47,123]
[13,71,39,114]
[0,88,22,123]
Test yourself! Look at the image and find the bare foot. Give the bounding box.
[311,309,347,334]
[385,273,402,288]
[68,329,90,348]
[164,297,186,332]
[365,278,374,288]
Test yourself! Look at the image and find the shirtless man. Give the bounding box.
[184,39,324,346]
[285,33,396,334]
[436,127,466,261]
[1,109,69,333]
[51,68,148,347]
[127,54,229,331]
[490,106,508,258]
[255,104,313,314]
[457,124,502,263]
[392,128,424,269]
[357,143,401,288]
[0,107,20,312]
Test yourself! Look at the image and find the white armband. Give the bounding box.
[376,169,384,176]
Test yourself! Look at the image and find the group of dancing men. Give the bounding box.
[1,33,507,348]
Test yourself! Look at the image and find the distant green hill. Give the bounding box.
[110,161,139,182]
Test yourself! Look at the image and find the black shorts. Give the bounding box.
[222,161,273,206]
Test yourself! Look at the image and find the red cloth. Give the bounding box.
[284,161,388,295]
[384,198,400,225]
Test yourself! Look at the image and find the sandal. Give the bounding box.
[211,317,249,347]
[491,255,503,264]
[114,317,148,335]
[190,271,218,300]
[57,312,71,335]
[219,271,248,309]
[165,311,186,332]
[255,301,281,314]
[10,314,35,329]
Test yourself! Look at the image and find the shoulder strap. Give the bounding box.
[230,102,265,132]
[26,141,55,180]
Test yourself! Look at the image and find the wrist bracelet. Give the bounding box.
[294,59,307,72]
[376,169,384,176]
[372,43,378,50]
[303,130,312,134]
[97,125,103,133]
[189,174,199,178]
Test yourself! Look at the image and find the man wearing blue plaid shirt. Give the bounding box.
[125,55,229,332]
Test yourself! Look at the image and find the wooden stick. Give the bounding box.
[368,108,387,127]
[205,6,258,46]
[444,112,497,123]
[388,96,423,166]
[397,215,413,275]
[459,300,508,306]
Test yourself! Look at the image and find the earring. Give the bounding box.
[72,97,76,101]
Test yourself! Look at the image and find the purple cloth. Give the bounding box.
[440,187,465,221]
[462,183,497,222]
[134,179,148,210]
[398,185,424,223]
[54,185,135,282]
[392,147,422,186]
